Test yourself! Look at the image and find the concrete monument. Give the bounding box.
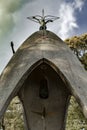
[0,11,87,130]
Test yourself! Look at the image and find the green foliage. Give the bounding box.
[66,97,87,130]
[0,97,25,130]
[65,33,87,60]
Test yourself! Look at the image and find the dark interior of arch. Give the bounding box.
[18,62,71,130]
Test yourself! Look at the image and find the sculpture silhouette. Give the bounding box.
[27,9,59,30]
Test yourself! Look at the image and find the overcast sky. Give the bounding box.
[0,0,87,74]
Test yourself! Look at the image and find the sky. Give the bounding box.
[0,0,87,74]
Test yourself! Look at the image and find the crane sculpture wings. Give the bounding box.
[27,9,60,30]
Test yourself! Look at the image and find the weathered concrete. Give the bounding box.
[19,63,70,130]
[0,30,87,129]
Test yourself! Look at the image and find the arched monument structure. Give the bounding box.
[0,30,87,130]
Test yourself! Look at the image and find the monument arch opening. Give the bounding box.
[18,59,71,130]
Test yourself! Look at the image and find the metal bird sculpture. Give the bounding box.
[27,9,60,30]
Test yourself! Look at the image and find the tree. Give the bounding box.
[65,33,87,68]
[65,33,87,130]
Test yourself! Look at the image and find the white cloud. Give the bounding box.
[0,0,33,73]
[58,0,85,39]
[0,11,14,38]
[0,0,85,41]
[58,3,78,39]
[0,0,30,41]
[73,0,85,11]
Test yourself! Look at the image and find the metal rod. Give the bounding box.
[10,41,15,54]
